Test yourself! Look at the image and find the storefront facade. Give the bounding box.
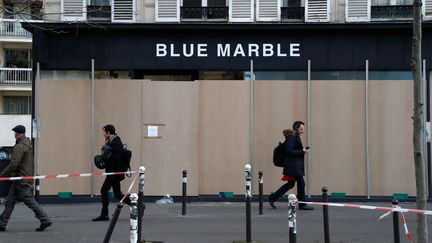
[24,22,431,198]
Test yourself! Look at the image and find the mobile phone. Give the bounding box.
[305,147,310,150]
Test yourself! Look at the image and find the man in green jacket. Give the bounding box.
[0,125,52,232]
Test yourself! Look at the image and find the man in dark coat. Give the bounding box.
[92,124,131,221]
[269,121,313,210]
[0,125,52,231]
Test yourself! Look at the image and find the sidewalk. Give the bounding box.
[0,201,430,243]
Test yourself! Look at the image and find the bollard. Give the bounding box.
[103,202,123,243]
[182,170,187,216]
[321,187,330,243]
[288,194,297,243]
[392,200,400,243]
[130,193,138,243]
[245,164,252,243]
[258,171,263,215]
[137,166,145,243]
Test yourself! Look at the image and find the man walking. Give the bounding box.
[0,125,52,231]
[269,121,313,210]
[92,124,131,221]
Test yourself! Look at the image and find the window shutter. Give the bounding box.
[229,0,254,22]
[155,0,180,22]
[256,0,281,21]
[346,0,370,22]
[112,0,136,22]
[424,0,432,20]
[61,0,86,21]
[305,0,329,22]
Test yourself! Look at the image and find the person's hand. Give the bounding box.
[303,148,309,154]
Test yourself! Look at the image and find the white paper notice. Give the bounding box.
[148,125,159,137]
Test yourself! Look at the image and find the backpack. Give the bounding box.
[122,144,132,175]
[273,141,285,167]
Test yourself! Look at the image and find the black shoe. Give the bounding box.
[92,215,109,221]
[0,226,5,232]
[35,222,52,232]
[299,205,314,210]
[269,200,277,209]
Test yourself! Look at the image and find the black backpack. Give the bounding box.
[122,144,132,175]
[273,141,285,167]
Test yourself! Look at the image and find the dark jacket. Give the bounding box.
[282,134,305,176]
[103,135,125,180]
[0,136,34,184]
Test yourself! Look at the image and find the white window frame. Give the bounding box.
[111,0,136,23]
[229,0,254,22]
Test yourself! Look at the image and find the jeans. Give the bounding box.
[0,182,50,227]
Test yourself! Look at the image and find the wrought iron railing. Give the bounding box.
[0,68,32,86]
[0,19,32,38]
[371,5,413,19]
[281,7,305,21]
[181,7,229,21]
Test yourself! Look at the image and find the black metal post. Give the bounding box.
[288,194,297,243]
[138,166,145,243]
[392,200,400,243]
[182,170,187,216]
[258,171,263,215]
[322,186,330,243]
[245,164,252,243]
[103,202,123,243]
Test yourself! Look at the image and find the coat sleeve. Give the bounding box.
[0,144,26,177]
[285,136,303,156]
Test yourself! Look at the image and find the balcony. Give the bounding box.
[281,7,304,21]
[0,19,32,40]
[181,7,229,21]
[0,68,32,88]
[371,5,413,20]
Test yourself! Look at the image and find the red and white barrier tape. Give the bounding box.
[378,205,413,243]
[0,171,136,181]
[120,174,139,203]
[297,201,432,216]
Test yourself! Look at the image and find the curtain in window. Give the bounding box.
[371,0,389,5]
[3,96,31,114]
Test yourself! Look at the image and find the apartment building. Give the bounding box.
[17,0,432,198]
[0,0,42,146]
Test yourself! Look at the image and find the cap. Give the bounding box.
[12,125,26,134]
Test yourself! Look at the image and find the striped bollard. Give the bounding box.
[130,193,138,243]
[138,166,145,243]
[245,164,252,243]
[288,194,297,243]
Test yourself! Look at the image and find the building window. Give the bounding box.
[3,96,31,114]
[4,49,32,68]
[371,0,413,5]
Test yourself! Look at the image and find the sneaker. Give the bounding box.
[298,205,314,210]
[35,222,52,232]
[92,215,109,221]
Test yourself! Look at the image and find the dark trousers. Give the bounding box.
[269,176,306,204]
[0,182,50,227]
[100,175,131,216]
